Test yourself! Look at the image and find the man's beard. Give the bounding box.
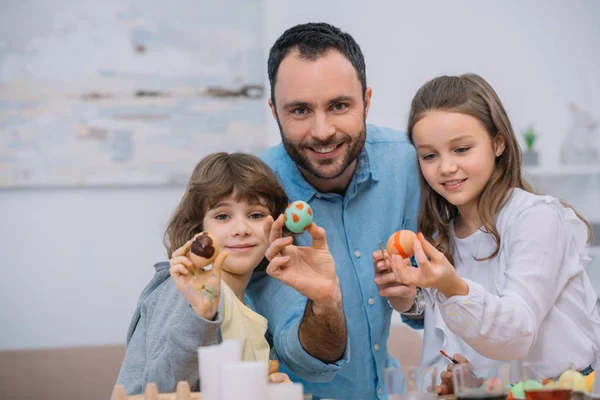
[277,120,367,180]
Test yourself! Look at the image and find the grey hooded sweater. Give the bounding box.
[116,261,225,394]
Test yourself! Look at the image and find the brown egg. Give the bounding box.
[386,230,417,258]
[188,231,219,270]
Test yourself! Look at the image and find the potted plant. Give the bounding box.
[522,126,539,166]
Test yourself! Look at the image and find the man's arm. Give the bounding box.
[298,280,347,363]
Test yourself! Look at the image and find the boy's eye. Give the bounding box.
[456,147,470,153]
[421,154,436,161]
[249,212,266,220]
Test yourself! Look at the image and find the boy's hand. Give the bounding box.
[169,239,228,320]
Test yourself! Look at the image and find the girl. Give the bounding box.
[116,152,292,394]
[390,74,599,392]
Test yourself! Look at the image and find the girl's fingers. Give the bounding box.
[390,254,412,285]
[417,232,444,261]
[413,239,433,274]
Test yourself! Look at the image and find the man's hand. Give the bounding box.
[264,214,339,306]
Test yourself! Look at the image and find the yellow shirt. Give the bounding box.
[220,281,270,362]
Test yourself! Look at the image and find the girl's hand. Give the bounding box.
[438,353,471,395]
[169,239,228,320]
[390,233,468,298]
[372,248,416,312]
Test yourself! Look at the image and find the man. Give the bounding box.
[247,22,423,399]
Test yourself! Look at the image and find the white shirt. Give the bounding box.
[420,188,600,380]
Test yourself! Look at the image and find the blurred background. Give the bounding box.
[0,0,599,398]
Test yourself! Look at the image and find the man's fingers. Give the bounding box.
[307,222,328,250]
[265,255,291,278]
[265,237,294,261]
[374,270,399,286]
[263,215,274,242]
[269,214,285,243]
[378,284,414,298]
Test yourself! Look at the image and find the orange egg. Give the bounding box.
[386,230,417,258]
[586,371,595,393]
[188,231,219,270]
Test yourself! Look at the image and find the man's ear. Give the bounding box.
[268,98,278,121]
[364,87,373,118]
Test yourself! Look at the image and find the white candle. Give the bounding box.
[220,361,268,400]
[267,382,304,400]
[198,339,242,400]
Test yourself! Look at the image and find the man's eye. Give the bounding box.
[293,108,307,115]
[332,103,348,111]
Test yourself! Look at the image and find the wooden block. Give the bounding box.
[111,384,127,400]
[144,382,159,400]
[175,381,192,400]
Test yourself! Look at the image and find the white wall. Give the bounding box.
[2,0,599,350]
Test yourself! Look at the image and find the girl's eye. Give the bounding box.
[422,154,436,161]
[215,214,229,220]
[456,147,470,153]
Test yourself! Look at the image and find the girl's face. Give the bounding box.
[202,195,271,277]
[412,111,504,218]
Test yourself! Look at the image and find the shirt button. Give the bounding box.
[378,386,382,394]
[368,298,375,305]
[354,250,361,257]
[374,343,380,351]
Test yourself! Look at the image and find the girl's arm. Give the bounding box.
[437,204,574,359]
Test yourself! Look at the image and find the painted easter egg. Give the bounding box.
[386,230,417,258]
[511,380,543,399]
[559,370,587,392]
[586,371,595,393]
[284,200,313,233]
[482,377,504,393]
[188,231,218,271]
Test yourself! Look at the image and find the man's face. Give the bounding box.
[270,49,371,181]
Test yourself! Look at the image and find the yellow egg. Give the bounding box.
[559,370,588,392]
[544,380,559,389]
[586,371,595,393]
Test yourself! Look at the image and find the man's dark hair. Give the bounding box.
[267,22,367,104]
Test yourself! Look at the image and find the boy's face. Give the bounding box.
[202,195,270,277]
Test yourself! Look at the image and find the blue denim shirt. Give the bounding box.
[247,124,422,400]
